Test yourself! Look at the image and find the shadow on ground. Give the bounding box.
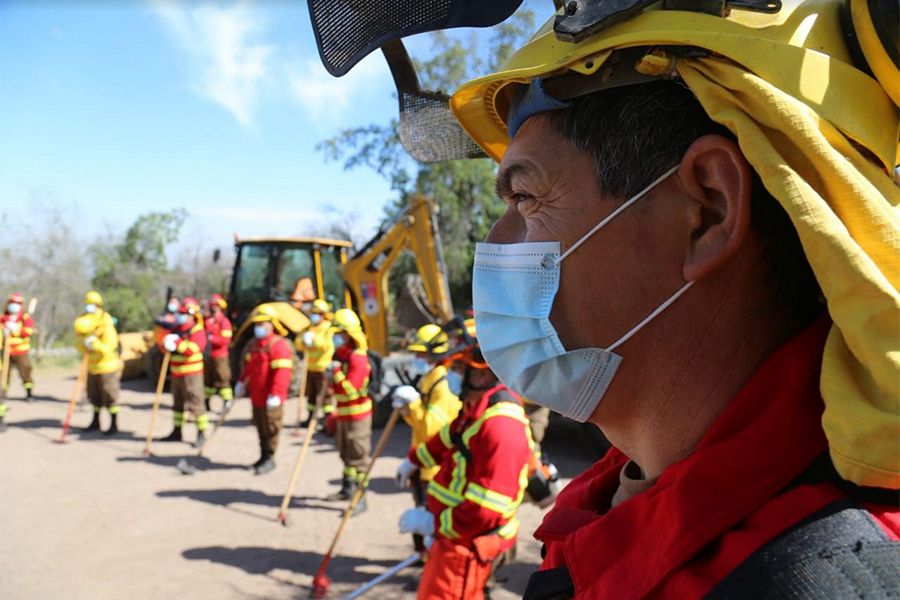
[117,454,249,472]
[182,545,419,589]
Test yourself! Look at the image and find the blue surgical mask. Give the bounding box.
[333,335,346,349]
[176,314,189,326]
[7,303,20,314]
[472,166,692,422]
[446,370,463,396]
[253,324,268,339]
[310,313,323,325]
[409,357,430,377]
[85,304,97,314]
[167,302,179,314]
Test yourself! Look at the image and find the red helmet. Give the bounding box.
[7,293,23,305]
[180,297,200,314]
[209,293,227,310]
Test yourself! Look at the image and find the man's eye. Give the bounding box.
[510,193,533,204]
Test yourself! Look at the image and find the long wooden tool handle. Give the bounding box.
[0,336,11,396]
[324,408,402,558]
[278,395,324,521]
[144,352,171,454]
[59,353,90,441]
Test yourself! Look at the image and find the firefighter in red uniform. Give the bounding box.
[397,330,533,600]
[325,308,372,514]
[158,297,209,447]
[1,292,35,400]
[203,294,233,414]
[234,306,293,475]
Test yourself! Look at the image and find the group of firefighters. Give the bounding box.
[1,288,554,598]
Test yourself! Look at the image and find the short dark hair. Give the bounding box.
[537,80,821,313]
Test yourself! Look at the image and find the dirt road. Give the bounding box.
[0,371,596,599]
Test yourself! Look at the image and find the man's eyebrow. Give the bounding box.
[494,160,535,199]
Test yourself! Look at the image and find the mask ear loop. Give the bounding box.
[607,280,693,352]
[554,164,680,266]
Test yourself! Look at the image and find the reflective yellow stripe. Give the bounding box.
[461,403,528,447]
[464,482,517,516]
[439,426,453,448]
[438,508,459,539]
[170,362,204,375]
[335,400,372,416]
[427,480,464,507]
[416,444,437,468]
[175,340,200,355]
[429,404,449,426]
[222,330,233,338]
[449,452,467,497]
[497,517,520,539]
[270,358,292,369]
[333,370,346,384]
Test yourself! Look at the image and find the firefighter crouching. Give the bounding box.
[203,294,233,414]
[74,291,122,435]
[1,292,35,400]
[295,299,335,427]
[158,297,209,447]
[234,306,293,475]
[325,308,372,514]
[391,323,462,552]
[396,334,533,600]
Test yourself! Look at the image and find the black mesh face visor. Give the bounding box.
[307,0,525,77]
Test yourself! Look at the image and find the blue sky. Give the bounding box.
[0,0,417,248]
[0,0,546,255]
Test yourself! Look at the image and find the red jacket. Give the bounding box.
[331,345,372,421]
[240,334,293,408]
[529,318,900,599]
[205,312,233,359]
[409,385,533,548]
[1,312,34,356]
[169,322,206,378]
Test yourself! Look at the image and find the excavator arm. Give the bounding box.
[340,196,454,355]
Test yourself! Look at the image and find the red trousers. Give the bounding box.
[417,537,500,600]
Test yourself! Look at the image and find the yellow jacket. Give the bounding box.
[296,319,334,373]
[402,364,461,482]
[76,311,121,376]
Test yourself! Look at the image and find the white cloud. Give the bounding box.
[287,52,388,123]
[151,1,273,127]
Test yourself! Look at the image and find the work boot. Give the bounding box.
[350,493,367,517]
[157,427,182,442]
[220,399,233,417]
[0,417,6,433]
[326,476,353,501]
[250,454,267,469]
[254,455,276,475]
[82,412,101,433]
[193,429,208,449]
[25,387,33,401]
[103,414,119,436]
[204,397,212,412]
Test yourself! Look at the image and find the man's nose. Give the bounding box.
[485,207,527,244]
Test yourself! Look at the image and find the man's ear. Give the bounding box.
[677,135,752,281]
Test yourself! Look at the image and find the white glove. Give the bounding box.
[83,335,97,350]
[163,334,180,353]
[398,507,434,536]
[391,385,420,409]
[4,321,20,333]
[395,457,417,488]
[266,394,282,409]
[302,331,314,347]
[234,381,246,398]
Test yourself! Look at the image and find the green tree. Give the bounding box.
[91,210,186,332]
[318,13,534,310]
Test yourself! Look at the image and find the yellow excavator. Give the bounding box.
[227,195,454,361]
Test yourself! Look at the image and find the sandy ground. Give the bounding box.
[0,370,597,600]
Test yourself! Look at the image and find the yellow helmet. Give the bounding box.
[408,323,449,355]
[311,299,332,314]
[250,305,288,336]
[73,314,97,337]
[450,0,897,174]
[332,308,368,352]
[84,290,103,306]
